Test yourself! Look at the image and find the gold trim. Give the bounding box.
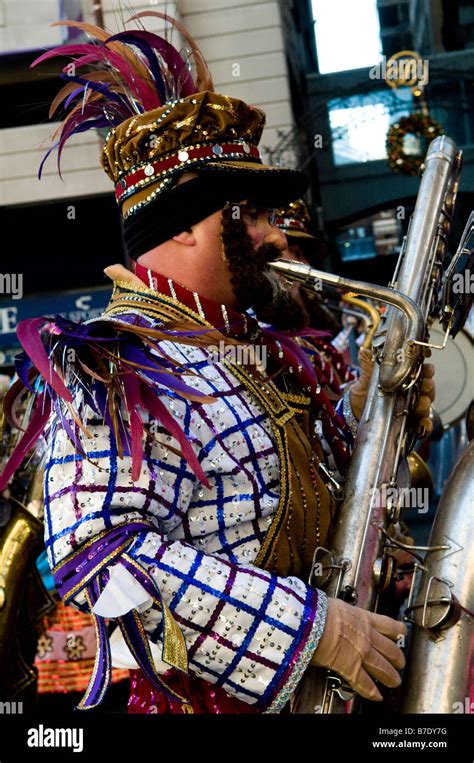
[224,360,294,427]
[253,421,291,570]
[173,116,196,129]
[121,552,189,674]
[62,539,132,602]
[281,391,311,406]
[280,391,311,414]
[77,587,110,709]
[51,522,151,575]
[106,282,214,327]
[221,360,295,571]
[117,609,191,708]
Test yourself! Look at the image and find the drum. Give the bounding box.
[429,320,474,429]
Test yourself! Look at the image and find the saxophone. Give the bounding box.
[270,135,472,713]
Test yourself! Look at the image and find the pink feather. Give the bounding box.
[32,44,159,112]
[16,319,73,402]
[122,372,145,482]
[141,385,210,489]
[0,395,52,491]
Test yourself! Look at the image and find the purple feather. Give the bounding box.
[92,383,130,454]
[53,315,116,342]
[264,326,331,380]
[58,74,130,112]
[121,344,210,398]
[63,86,85,110]
[92,382,108,421]
[31,19,203,178]
[14,352,35,393]
[105,30,196,100]
[106,32,167,104]
[53,398,86,457]
[54,104,123,178]
[145,35,196,97]
[32,44,157,114]
[77,382,100,418]
[38,141,60,180]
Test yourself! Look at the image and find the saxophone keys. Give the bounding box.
[406,576,461,632]
[373,555,394,592]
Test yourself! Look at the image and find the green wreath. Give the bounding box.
[386,113,445,176]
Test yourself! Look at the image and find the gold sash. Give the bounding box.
[258,413,335,579]
[229,363,337,581]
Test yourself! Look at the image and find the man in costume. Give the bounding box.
[0,14,425,714]
[274,199,325,262]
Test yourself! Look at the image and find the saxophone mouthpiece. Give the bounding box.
[268,259,313,283]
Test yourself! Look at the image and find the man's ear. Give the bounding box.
[172,229,195,246]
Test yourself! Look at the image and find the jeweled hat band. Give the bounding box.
[274,216,307,233]
[31,16,310,259]
[115,140,260,204]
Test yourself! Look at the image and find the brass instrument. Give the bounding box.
[400,211,474,713]
[0,502,47,702]
[339,295,435,501]
[0,382,54,703]
[340,293,381,350]
[401,438,474,712]
[270,135,472,714]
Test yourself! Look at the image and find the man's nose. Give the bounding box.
[262,223,288,252]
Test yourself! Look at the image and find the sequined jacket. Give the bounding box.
[43,270,354,712]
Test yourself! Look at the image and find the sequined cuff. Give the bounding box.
[265,589,328,714]
[341,387,359,437]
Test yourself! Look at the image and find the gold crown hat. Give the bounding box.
[273,199,316,240]
[102,90,289,218]
[32,12,308,258]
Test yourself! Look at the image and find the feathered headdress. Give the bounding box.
[32,11,307,257]
[33,11,213,179]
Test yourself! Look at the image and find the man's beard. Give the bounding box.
[298,289,342,336]
[220,205,307,330]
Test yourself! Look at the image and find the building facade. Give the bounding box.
[304,0,474,279]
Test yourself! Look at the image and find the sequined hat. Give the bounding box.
[32,12,308,258]
[273,199,316,241]
[102,89,306,220]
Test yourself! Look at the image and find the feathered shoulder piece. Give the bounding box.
[32,11,213,177]
[0,312,221,493]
